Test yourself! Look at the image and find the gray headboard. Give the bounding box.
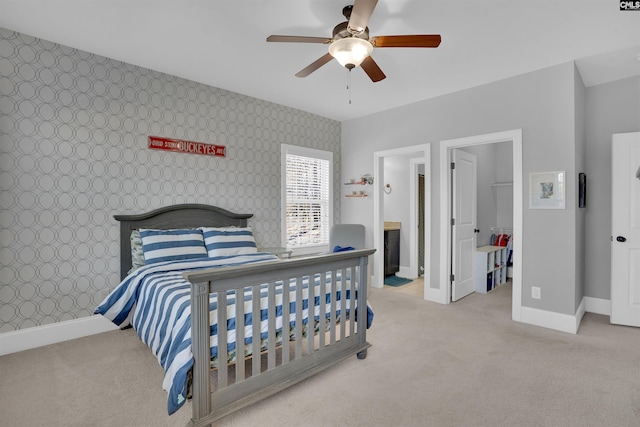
[114,204,253,280]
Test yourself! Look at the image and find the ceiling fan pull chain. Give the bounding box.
[347,68,352,104]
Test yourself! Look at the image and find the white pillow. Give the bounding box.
[139,228,207,264]
[199,227,258,257]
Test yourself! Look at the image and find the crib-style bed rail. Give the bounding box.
[184,248,374,427]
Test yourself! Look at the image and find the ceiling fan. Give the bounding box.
[266,0,441,82]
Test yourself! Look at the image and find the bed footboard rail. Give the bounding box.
[184,249,375,427]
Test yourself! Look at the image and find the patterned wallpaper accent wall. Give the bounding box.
[0,29,341,333]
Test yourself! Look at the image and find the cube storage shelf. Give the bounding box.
[476,245,508,293]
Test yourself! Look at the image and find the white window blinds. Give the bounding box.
[282,146,332,251]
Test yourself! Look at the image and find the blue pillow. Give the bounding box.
[139,229,207,264]
[333,245,355,253]
[199,227,258,257]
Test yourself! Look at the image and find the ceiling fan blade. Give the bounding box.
[349,0,378,34]
[360,56,386,82]
[295,53,334,78]
[267,35,332,44]
[370,35,442,48]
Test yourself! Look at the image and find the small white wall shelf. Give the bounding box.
[344,174,372,197]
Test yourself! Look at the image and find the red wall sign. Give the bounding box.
[148,136,226,157]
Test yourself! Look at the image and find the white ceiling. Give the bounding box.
[1,0,639,122]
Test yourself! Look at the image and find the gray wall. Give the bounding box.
[342,61,581,316]
[584,75,640,300]
[0,29,341,332]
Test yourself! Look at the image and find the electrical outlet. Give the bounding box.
[532,286,541,300]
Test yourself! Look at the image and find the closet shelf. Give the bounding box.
[490,181,513,188]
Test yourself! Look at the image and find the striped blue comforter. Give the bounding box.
[95,253,369,415]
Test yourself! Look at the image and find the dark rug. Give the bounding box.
[384,276,413,287]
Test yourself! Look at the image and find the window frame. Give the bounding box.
[281,144,333,256]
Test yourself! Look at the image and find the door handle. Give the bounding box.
[616,236,627,242]
[474,229,480,233]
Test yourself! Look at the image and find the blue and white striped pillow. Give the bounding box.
[199,227,258,257]
[139,229,208,264]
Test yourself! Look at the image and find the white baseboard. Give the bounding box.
[520,298,586,334]
[584,296,611,316]
[515,296,613,334]
[0,315,118,356]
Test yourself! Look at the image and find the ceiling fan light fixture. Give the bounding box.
[328,37,373,69]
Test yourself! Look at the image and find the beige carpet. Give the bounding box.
[2,283,640,427]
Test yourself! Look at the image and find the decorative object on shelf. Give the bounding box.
[578,172,587,208]
[361,174,374,185]
[344,174,372,197]
[344,174,374,186]
[530,171,565,209]
[345,179,365,185]
[384,183,392,194]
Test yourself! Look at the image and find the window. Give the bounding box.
[281,144,333,254]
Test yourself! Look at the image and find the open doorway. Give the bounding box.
[437,129,523,322]
[372,144,431,300]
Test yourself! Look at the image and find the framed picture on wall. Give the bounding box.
[530,171,565,209]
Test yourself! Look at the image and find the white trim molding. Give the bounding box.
[437,129,523,318]
[0,315,118,356]
[520,298,586,335]
[373,143,431,291]
[584,297,611,316]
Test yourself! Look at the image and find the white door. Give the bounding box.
[452,149,477,301]
[611,132,640,326]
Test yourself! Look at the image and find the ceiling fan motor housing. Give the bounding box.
[333,21,370,41]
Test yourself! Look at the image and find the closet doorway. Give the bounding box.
[436,130,523,322]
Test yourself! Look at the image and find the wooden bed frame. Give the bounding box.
[115,204,253,280]
[115,204,374,427]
